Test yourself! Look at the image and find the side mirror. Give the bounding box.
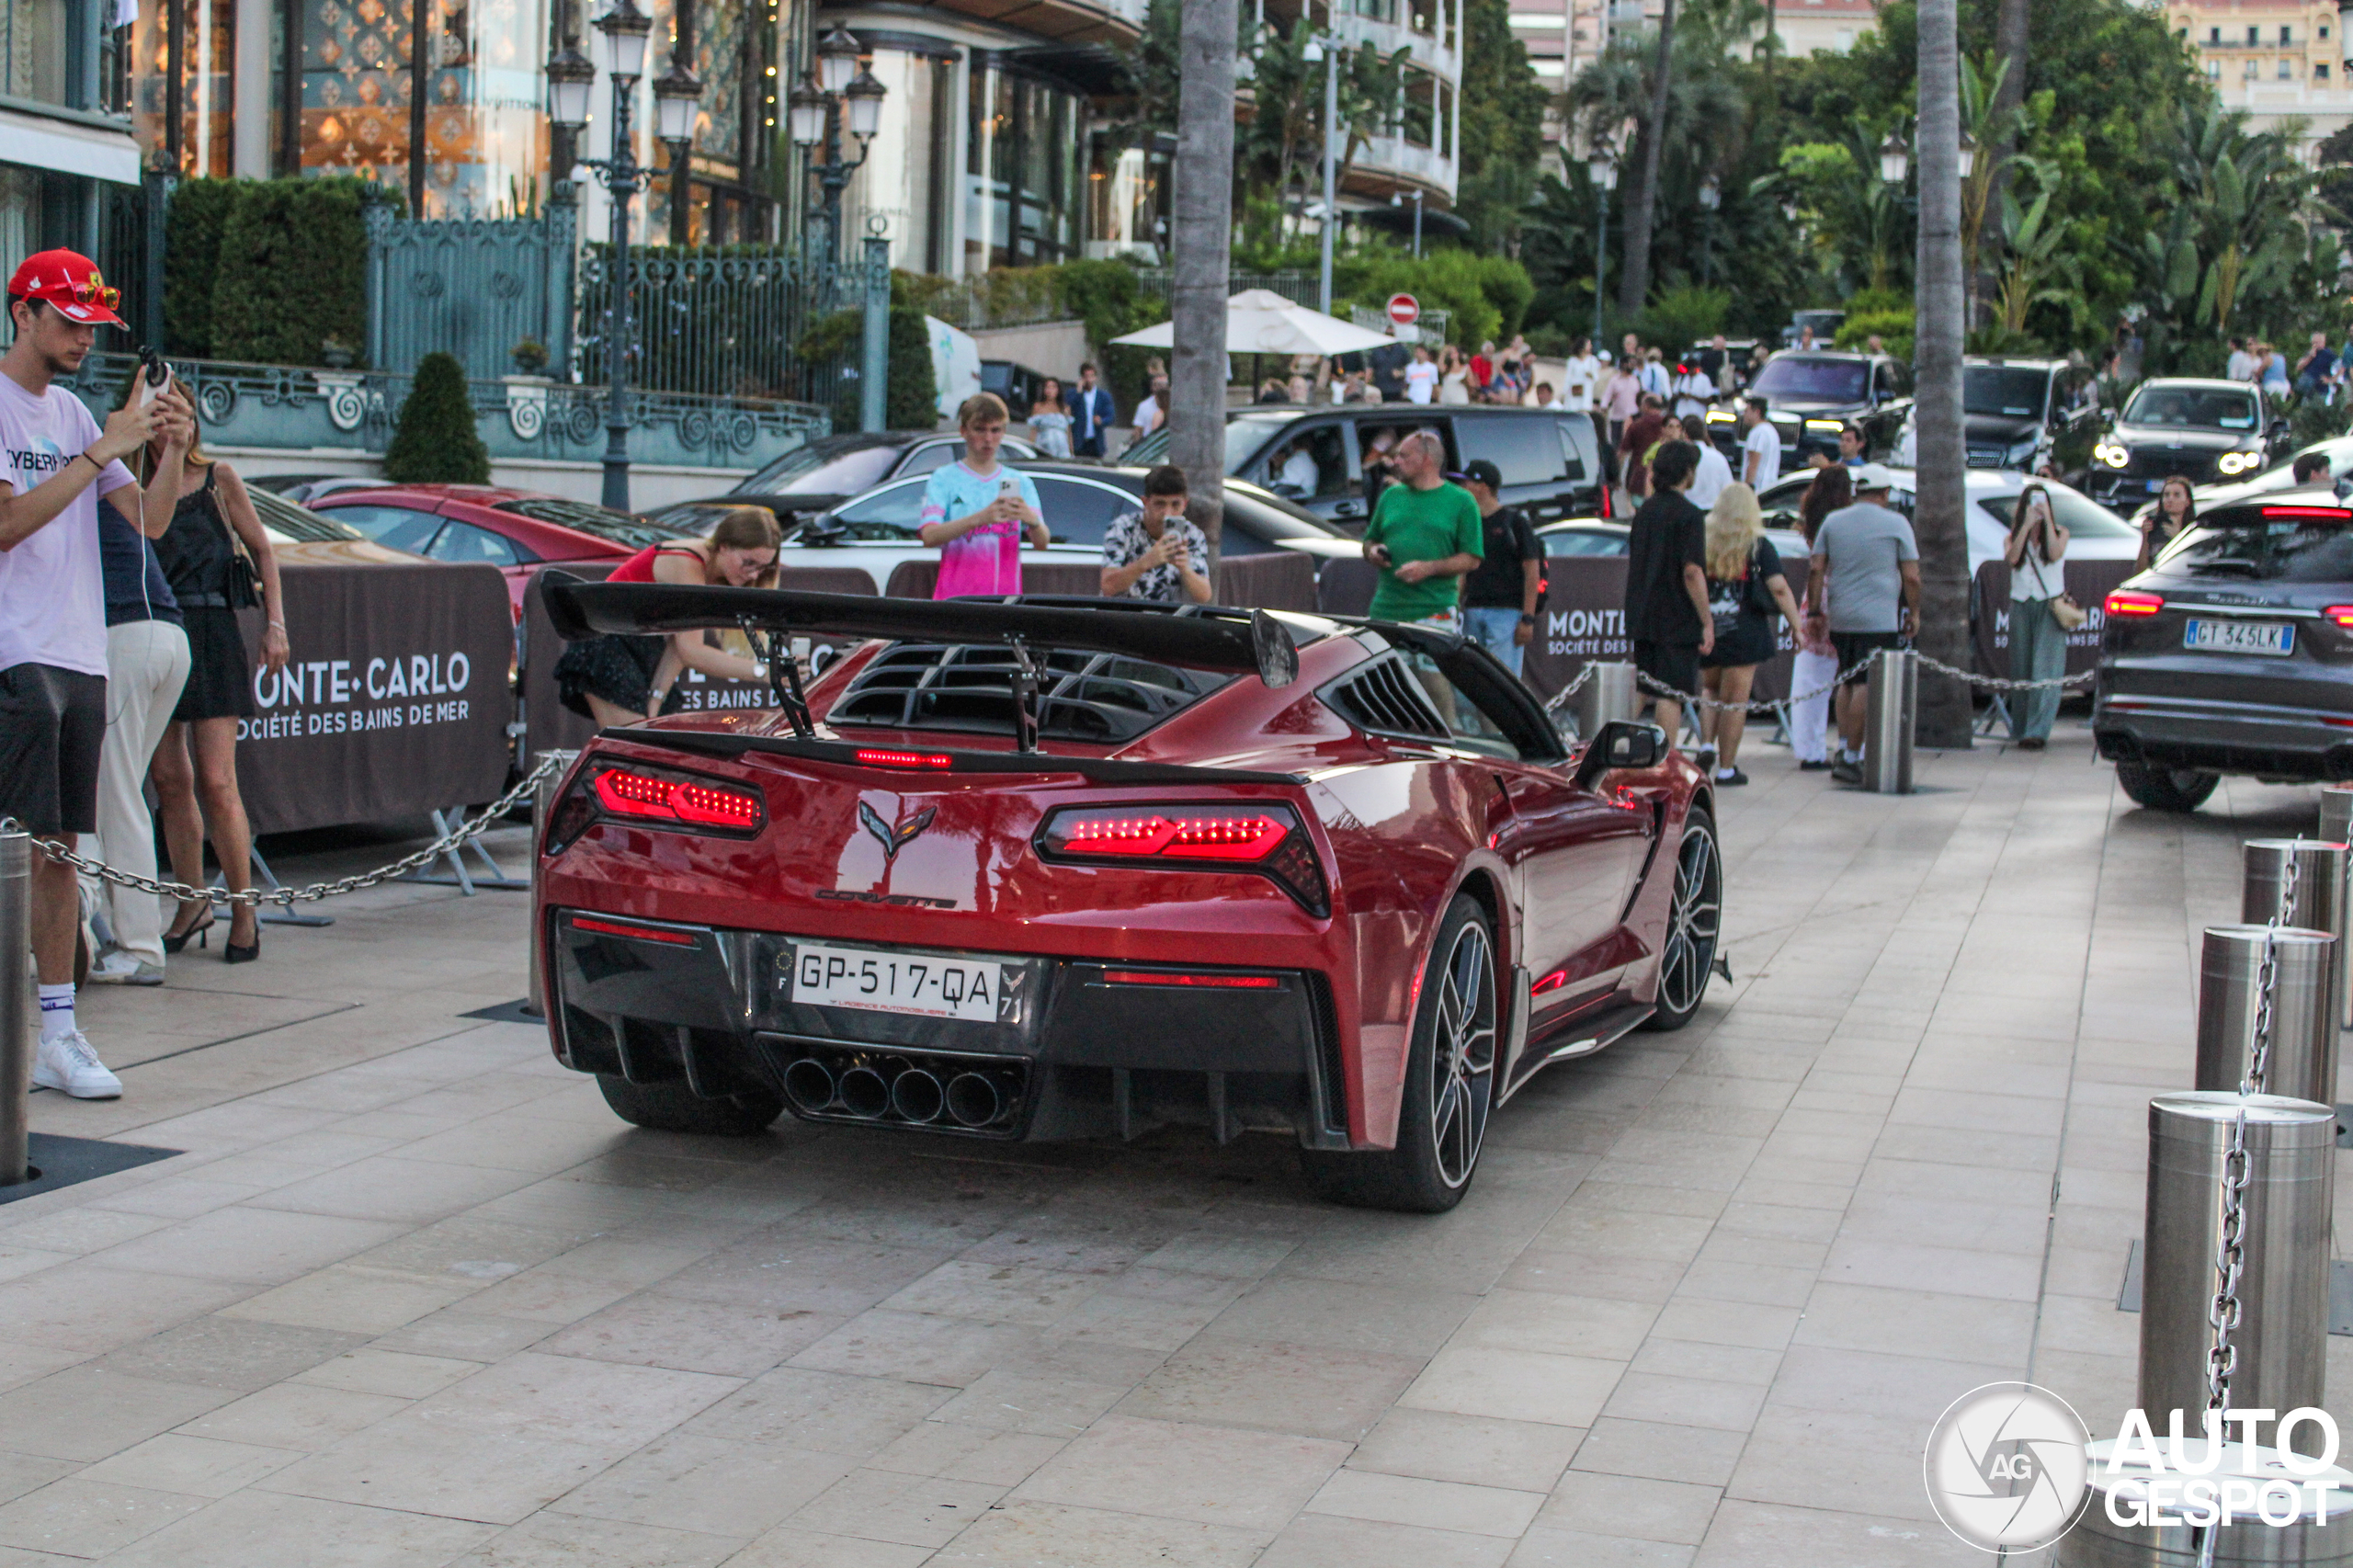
[1574,719,1665,790]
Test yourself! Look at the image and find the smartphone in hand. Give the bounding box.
[135,347,173,407]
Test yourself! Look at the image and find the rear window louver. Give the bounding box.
[828,642,1229,744]
[1323,656,1449,740]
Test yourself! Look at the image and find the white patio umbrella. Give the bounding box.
[1108,289,1398,356]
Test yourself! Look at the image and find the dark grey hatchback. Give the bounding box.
[2092,493,2353,810]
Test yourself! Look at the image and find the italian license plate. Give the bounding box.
[789,943,1006,1021]
[2183,619,2294,656]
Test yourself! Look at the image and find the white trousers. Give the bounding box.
[85,619,191,968]
[1788,648,1837,764]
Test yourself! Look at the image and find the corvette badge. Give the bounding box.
[859,801,936,863]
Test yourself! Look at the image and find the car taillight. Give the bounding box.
[2105,591,2165,618]
[587,765,765,832]
[1038,803,1327,915]
[2325,606,2353,628]
[855,749,953,769]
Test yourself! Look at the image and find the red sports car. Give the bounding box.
[311,484,690,619]
[536,585,1720,1210]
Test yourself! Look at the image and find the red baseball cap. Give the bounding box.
[6,250,126,327]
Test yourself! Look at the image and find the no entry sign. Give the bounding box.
[1386,293,1419,329]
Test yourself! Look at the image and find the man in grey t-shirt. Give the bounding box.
[1805,463,1920,782]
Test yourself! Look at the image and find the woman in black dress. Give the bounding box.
[1696,483,1803,787]
[2139,476,2195,571]
[137,401,289,963]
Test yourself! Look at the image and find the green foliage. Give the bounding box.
[887,308,937,430]
[207,177,379,368]
[2283,389,2347,451]
[163,179,238,358]
[382,352,488,483]
[1836,308,1914,359]
[1455,0,1552,254]
[1334,248,1536,349]
[1632,284,1731,358]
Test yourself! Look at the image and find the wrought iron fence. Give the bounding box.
[364,201,576,382]
[58,351,830,478]
[576,244,866,407]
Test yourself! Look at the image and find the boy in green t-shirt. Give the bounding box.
[1360,429,1483,625]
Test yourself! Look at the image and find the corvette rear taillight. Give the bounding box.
[1102,970,1281,989]
[1038,803,1327,916]
[2105,591,2165,618]
[2325,606,2353,628]
[586,765,765,832]
[856,748,953,769]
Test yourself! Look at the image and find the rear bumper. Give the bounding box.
[2092,693,2353,782]
[544,909,1353,1149]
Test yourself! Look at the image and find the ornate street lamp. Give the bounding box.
[1878,128,1910,185]
[1587,137,1618,347]
[1697,172,1721,287]
[545,0,667,510]
[790,27,887,268]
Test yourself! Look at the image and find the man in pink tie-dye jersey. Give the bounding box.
[916,392,1051,598]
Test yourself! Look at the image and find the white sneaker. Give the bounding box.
[34,1031,122,1099]
[87,950,165,987]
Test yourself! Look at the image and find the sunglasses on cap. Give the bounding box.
[72,274,122,311]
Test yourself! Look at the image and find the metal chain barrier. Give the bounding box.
[2198,846,2302,1562]
[1540,664,1597,715]
[13,751,566,910]
[1911,650,2098,697]
[1631,654,1879,715]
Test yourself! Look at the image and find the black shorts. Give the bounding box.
[1632,639,1700,702]
[0,663,107,835]
[1830,631,1903,690]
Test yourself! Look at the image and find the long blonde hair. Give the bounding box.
[1705,483,1765,580]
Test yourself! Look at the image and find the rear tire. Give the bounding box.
[2115,761,2219,813]
[1642,807,1721,1033]
[596,1074,782,1136]
[1300,894,1497,1213]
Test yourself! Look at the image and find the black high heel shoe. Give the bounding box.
[162,907,215,955]
[223,915,260,965]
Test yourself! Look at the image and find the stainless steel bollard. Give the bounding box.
[2244,839,2351,1038]
[2196,926,2339,1107]
[2140,1092,2335,1453]
[523,750,578,1021]
[2323,786,2353,851]
[2063,1439,2353,1564]
[1572,661,1640,739]
[0,831,28,1186]
[1863,646,1916,794]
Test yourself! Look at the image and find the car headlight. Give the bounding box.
[2216,450,2257,474]
[2094,443,2129,469]
[1803,418,1844,432]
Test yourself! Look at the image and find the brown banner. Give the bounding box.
[1970,560,2136,678]
[233,561,517,836]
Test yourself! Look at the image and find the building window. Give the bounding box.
[2244,57,2259,77]
[2209,27,2221,42]
[2319,60,2332,76]
[2323,22,2333,39]
[2280,57,2294,75]
[2246,25,2260,43]
[1833,27,1853,50]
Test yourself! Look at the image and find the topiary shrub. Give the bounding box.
[383,352,489,483]
[886,307,937,431]
[209,176,378,367]
[164,178,239,357]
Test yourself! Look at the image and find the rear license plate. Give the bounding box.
[2183,619,2295,656]
[789,943,1008,1022]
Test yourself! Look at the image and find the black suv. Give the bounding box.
[1123,404,1607,531]
[2093,491,2353,809]
[1711,350,1912,468]
[1960,357,2097,471]
[2086,378,2289,510]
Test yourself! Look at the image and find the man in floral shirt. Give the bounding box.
[1099,464,1212,604]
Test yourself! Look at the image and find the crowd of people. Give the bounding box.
[0,249,294,1102]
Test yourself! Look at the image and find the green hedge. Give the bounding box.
[208,177,377,367]
[163,179,238,357]
[383,352,489,483]
[887,307,936,430]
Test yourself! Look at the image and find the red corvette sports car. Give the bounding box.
[536,585,1721,1210]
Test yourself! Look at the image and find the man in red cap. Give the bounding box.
[2,250,194,1099]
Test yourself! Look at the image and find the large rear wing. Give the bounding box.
[543,578,1302,689]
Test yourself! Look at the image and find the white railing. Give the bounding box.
[1356,133,1458,196]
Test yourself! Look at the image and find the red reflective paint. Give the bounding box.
[1100,971,1281,989]
[570,915,699,946]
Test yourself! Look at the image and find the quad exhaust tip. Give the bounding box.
[947,1073,1003,1128]
[836,1065,892,1119]
[781,1059,835,1115]
[891,1069,945,1124]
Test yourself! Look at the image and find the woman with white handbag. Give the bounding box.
[2004,483,2075,750]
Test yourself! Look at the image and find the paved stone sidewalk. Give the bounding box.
[0,726,2336,1565]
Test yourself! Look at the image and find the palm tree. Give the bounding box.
[1170,0,1236,565]
[1619,0,1679,315]
[1913,0,1972,748]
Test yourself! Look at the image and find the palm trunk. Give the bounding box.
[1914,0,1972,748]
[1618,0,1676,317]
[1978,0,2029,325]
[1170,0,1236,568]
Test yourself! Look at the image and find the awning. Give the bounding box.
[0,106,142,186]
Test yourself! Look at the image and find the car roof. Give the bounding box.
[1963,357,2067,371]
[326,483,550,504]
[1766,349,1883,364]
[2130,378,2259,392]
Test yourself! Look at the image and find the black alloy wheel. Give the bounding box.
[2113,761,2220,813]
[1643,806,1721,1032]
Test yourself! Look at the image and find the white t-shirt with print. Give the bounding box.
[0,375,135,677]
[1403,362,1438,404]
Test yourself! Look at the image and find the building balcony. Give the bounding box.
[1350,133,1457,199]
[917,0,1145,46]
[1330,10,1462,81]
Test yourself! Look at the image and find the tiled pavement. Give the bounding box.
[2,722,2340,1565]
